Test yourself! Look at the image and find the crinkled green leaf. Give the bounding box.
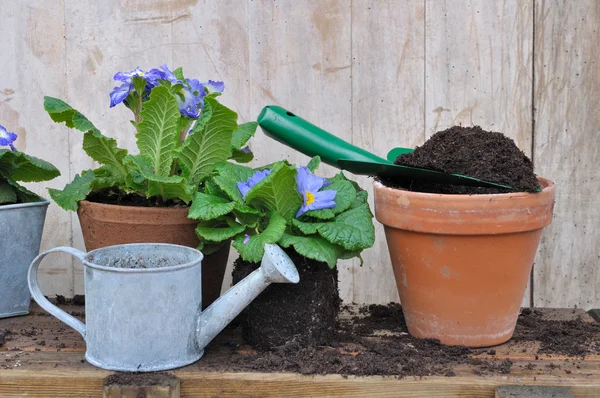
[231,122,257,150]
[88,167,120,190]
[0,150,60,182]
[196,220,245,242]
[136,86,180,176]
[212,162,255,202]
[245,161,301,220]
[178,97,237,185]
[48,172,96,211]
[230,147,253,163]
[306,156,321,173]
[312,203,375,250]
[83,130,128,179]
[6,177,43,203]
[126,155,193,203]
[292,218,319,234]
[44,97,99,133]
[233,212,286,263]
[0,180,17,204]
[305,208,336,220]
[350,189,369,209]
[232,202,261,227]
[188,192,236,220]
[278,234,341,268]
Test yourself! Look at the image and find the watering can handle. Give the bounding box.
[28,247,86,338]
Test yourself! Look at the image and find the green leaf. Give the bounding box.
[0,180,17,204]
[307,156,321,173]
[350,189,369,209]
[325,173,357,214]
[44,97,99,133]
[245,161,301,220]
[188,192,236,220]
[136,86,180,176]
[232,212,286,263]
[202,243,222,255]
[312,203,375,250]
[83,130,128,179]
[230,147,253,163]
[279,234,341,268]
[305,208,336,220]
[89,167,120,190]
[173,67,185,81]
[0,150,60,182]
[232,202,261,227]
[231,122,257,149]
[292,218,319,234]
[212,162,255,202]
[6,177,43,203]
[126,155,194,203]
[178,97,237,185]
[196,220,245,242]
[48,172,96,211]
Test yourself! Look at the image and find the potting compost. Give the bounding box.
[390,125,541,194]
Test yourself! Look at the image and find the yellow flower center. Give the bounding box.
[305,190,315,206]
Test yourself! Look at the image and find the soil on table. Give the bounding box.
[232,251,340,350]
[86,189,187,208]
[387,125,541,194]
[212,304,599,378]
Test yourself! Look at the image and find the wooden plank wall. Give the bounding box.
[0,0,597,308]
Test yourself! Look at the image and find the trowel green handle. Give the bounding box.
[257,106,390,167]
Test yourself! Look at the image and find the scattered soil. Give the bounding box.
[72,295,85,306]
[103,372,179,387]
[0,330,8,346]
[513,308,600,356]
[86,189,187,208]
[232,251,340,350]
[388,125,541,194]
[229,304,600,377]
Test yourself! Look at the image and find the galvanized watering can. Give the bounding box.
[28,243,299,371]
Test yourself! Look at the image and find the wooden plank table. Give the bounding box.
[0,303,599,397]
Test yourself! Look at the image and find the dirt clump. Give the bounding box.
[389,125,540,194]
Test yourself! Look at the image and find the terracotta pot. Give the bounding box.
[373,178,555,347]
[77,200,230,309]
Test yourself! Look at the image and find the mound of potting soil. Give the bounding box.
[390,125,541,194]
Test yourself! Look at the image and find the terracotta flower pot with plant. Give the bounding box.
[187,156,376,349]
[0,124,60,317]
[44,65,257,308]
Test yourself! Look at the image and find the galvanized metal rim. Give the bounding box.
[0,199,50,211]
[83,243,204,274]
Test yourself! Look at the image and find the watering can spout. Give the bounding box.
[195,244,299,349]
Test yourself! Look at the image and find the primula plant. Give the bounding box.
[0,125,60,204]
[188,156,375,265]
[45,65,256,210]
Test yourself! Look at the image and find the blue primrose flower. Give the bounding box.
[295,167,336,218]
[178,79,206,119]
[204,80,225,94]
[237,169,271,199]
[0,125,18,151]
[109,65,167,108]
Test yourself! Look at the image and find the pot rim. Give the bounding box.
[373,177,553,200]
[373,176,555,234]
[78,199,190,212]
[0,199,50,212]
[82,243,204,274]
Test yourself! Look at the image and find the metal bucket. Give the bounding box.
[28,243,299,371]
[0,200,49,318]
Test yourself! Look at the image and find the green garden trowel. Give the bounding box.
[257,105,513,190]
